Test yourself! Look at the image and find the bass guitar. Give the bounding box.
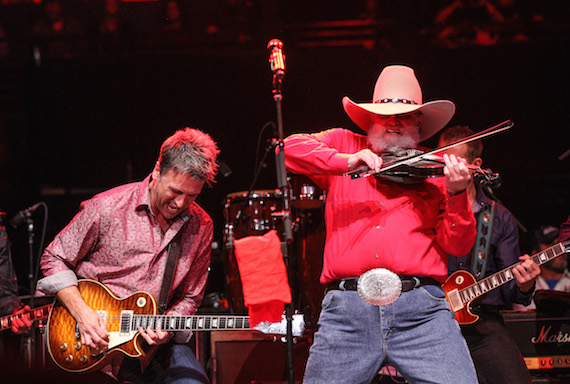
[443,240,570,325]
[0,303,52,332]
[47,279,304,373]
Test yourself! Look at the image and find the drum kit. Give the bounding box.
[222,174,326,328]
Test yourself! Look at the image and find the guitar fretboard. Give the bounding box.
[122,314,251,333]
[0,304,52,331]
[458,242,567,305]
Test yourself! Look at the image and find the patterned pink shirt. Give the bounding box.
[37,174,213,317]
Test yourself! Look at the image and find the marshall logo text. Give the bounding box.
[531,326,570,344]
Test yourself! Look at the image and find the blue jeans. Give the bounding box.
[303,286,478,384]
[118,343,209,384]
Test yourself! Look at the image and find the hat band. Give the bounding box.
[375,98,417,105]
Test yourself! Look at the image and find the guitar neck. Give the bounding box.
[458,241,569,305]
[0,304,52,332]
[128,314,251,332]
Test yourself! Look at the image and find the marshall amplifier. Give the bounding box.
[503,310,570,376]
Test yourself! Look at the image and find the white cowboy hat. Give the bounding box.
[342,65,456,142]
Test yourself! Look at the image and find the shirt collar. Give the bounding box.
[135,174,152,211]
[471,184,493,214]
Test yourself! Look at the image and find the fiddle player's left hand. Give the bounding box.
[443,153,471,195]
[513,254,540,293]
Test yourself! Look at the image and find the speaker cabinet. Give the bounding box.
[210,330,310,384]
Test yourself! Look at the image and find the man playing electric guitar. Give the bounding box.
[439,125,540,384]
[25,128,220,383]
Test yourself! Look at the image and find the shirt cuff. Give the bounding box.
[172,330,193,344]
[445,189,470,212]
[331,153,351,173]
[515,283,535,306]
[36,270,78,295]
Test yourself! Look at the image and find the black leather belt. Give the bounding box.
[327,275,440,293]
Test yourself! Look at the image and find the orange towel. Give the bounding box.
[234,230,292,327]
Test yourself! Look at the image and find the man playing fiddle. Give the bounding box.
[283,65,478,383]
[439,125,540,384]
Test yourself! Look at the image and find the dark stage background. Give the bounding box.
[0,1,568,298]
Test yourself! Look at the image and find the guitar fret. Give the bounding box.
[472,284,481,296]
[498,272,505,284]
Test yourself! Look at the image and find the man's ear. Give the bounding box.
[472,157,483,167]
[152,161,161,178]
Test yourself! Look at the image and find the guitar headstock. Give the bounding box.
[253,314,305,337]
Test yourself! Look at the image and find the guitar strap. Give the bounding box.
[157,227,185,314]
[470,201,496,280]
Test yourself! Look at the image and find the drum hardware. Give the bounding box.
[289,174,326,210]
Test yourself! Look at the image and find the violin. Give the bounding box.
[344,120,512,188]
[361,149,501,187]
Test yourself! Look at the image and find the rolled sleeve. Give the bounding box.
[36,270,78,295]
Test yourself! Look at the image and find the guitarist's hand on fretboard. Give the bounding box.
[138,325,172,346]
[11,305,32,334]
[512,254,541,293]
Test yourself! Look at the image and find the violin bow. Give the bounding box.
[345,120,514,179]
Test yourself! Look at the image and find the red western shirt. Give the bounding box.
[284,128,476,284]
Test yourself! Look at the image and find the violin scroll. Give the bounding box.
[474,169,501,189]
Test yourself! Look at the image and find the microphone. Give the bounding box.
[217,159,232,178]
[267,39,285,91]
[10,203,41,228]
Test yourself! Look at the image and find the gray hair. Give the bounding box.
[158,128,220,185]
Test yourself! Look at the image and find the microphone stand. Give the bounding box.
[24,213,36,370]
[270,54,296,384]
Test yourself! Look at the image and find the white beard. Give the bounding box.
[368,129,420,154]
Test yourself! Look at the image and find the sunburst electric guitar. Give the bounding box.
[47,279,305,373]
[0,304,52,332]
[443,240,570,325]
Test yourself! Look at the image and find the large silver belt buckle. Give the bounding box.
[357,268,402,306]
